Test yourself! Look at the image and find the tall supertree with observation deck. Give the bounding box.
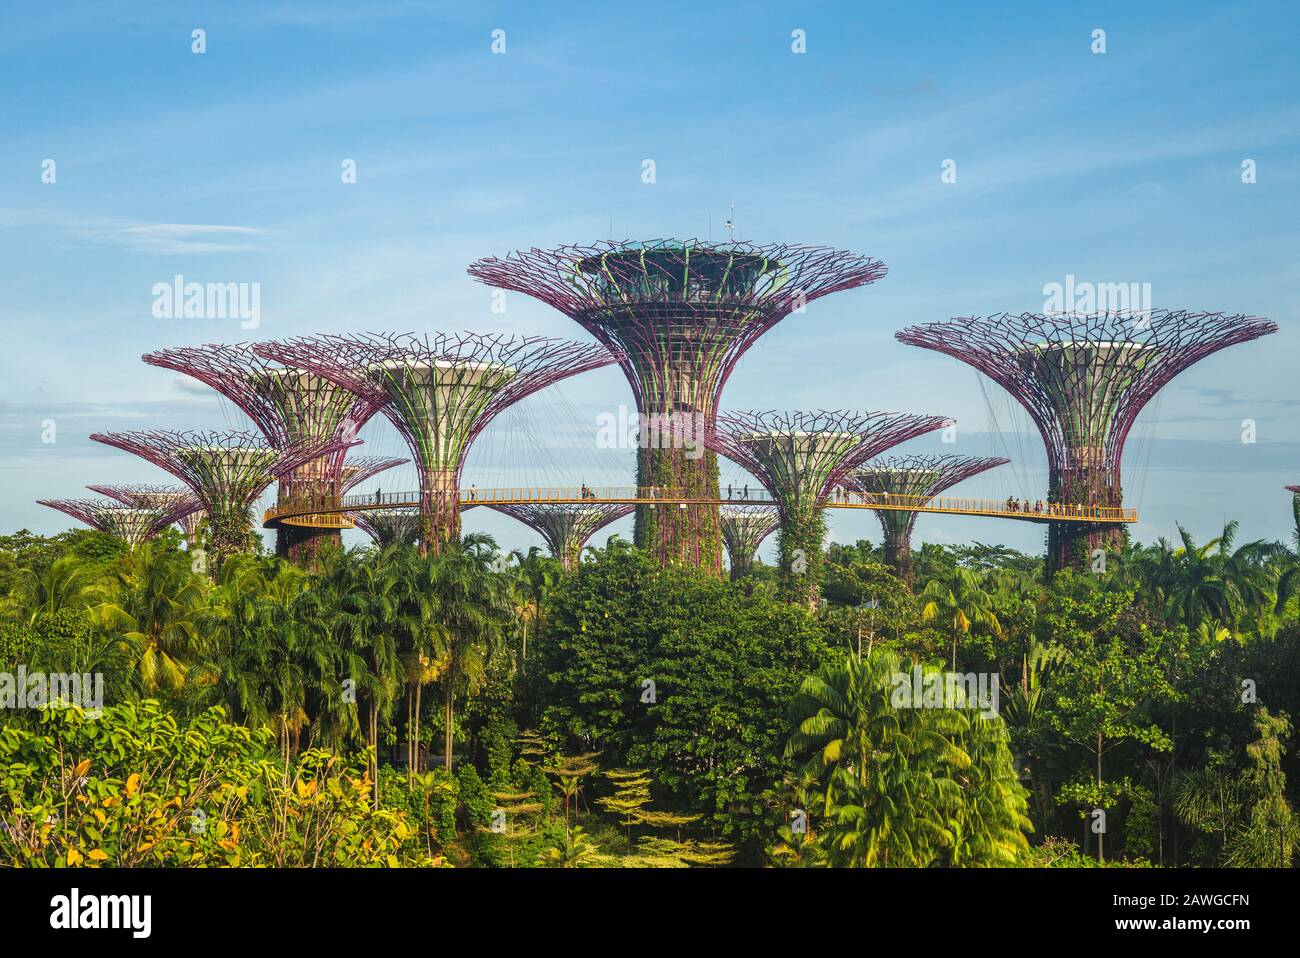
[255,332,617,555]
[90,429,349,573]
[142,343,384,565]
[720,504,780,580]
[700,410,951,607]
[468,239,887,573]
[847,454,1008,586]
[897,310,1277,573]
[37,496,197,549]
[490,502,633,570]
[87,483,204,546]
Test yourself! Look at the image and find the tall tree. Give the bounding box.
[918,567,1002,671]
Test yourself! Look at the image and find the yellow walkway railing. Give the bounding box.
[264,486,1137,529]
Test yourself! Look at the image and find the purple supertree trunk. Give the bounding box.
[897,310,1277,575]
[469,240,887,573]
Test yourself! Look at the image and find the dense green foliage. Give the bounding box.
[3,503,1299,867]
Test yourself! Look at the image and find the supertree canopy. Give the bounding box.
[351,507,422,549]
[254,332,618,554]
[468,239,887,572]
[142,343,384,565]
[490,502,634,570]
[702,410,951,606]
[89,429,349,572]
[87,483,204,545]
[339,456,406,494]
[37,496,195,548]
[720,504,780,580]
[848,454,1008,585]
[896,310,1277,572]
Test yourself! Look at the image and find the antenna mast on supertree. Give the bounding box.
[490,503,633,570]
[37,497,195,549]
[469,239,887,573]
[848,454,1008,585]
[702,409,951,607]
[897,310,1277,573]
[89,429,349,573]
[720,504,780,580]
[255,332,618,554]
[87,483,204,547]
[142,343,383,565]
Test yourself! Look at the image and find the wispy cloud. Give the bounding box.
[72,221,269,254]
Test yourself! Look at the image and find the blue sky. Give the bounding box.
[2,0,1297,560]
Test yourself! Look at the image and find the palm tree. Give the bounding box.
[918,567,1002,671]
[508,548,556,673]
[0,554,106,626]
[424,533,512,771]
[1167,521,1277,631]
[1273,496,1300,622]
[297,546,404,805]
[201,554,319,761]
[93,543,207,695]
[384,546,440,780]
[545,825,603,867]
[786,649,967,866]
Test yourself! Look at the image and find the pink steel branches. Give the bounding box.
[848,454,1009,583]
[253,332,619,551]
[489,502,634,569]
[37,496,195,548]
[720,504,780,579]
[86,483,203,541]
[88,429,353,570]
[339,456,406,494]
[142,342,381,449]
[142,342,383,508]
[467,239,887,417]
[895,311,1277,502]
[89,430,352,512]
[702,410,953,512]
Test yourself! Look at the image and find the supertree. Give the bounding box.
[89,429,349,573]
[142,343,384,565]
[720,504,780,580]
[896,310,1277,573]
[254,332,618,554]
[489,503,634,570]
[700,410,951,607]
[351,508,422,549]
[468,239,887,573]
[87,483,204,546]
[36,496,195,548]
[847,455,1008,586]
